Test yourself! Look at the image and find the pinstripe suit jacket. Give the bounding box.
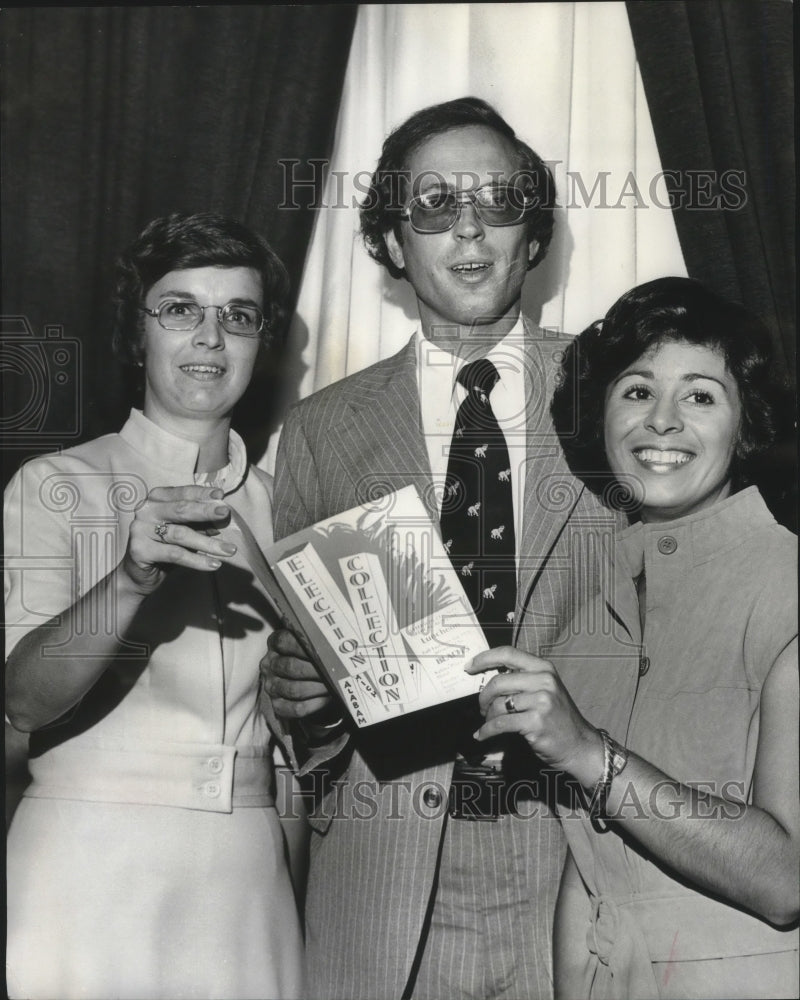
[269,327,614,1000]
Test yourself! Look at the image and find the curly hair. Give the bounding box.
[112,212,290,366]
[551,277,786,501]
[359,97,556,279]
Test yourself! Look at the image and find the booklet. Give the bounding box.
[229,485,491,727]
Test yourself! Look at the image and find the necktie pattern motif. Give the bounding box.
[440,358,517,647]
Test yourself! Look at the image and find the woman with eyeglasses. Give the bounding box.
[467,278,798,999]
[5,213,305,999]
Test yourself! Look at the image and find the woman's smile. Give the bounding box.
[178,362,227,380]
[630,447,695,471]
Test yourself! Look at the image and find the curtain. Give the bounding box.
[627,0,794,375]
[627,0,795,528]
[1,5,357,481]
[268,1,687,470]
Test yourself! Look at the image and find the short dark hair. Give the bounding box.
[359,97,556,279]
[551,276,786,500]
[112,212,290,365]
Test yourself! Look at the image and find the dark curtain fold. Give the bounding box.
[626,0,794,373]
[626,0,795,528]
[1,5,358,480]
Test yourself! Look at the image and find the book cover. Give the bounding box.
[232,486,491,727]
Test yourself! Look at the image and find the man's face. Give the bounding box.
[385,125,538,353]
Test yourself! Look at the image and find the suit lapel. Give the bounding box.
[325,338,438,523]
[605,527,643,644]
[514,323,586,639]
[515,443,581,633]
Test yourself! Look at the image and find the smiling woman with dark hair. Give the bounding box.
[468,277,798,999]
[550,276,784,501]
[4,213,304,1000]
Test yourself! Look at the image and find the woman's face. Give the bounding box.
[142,266,262,428]
[604,339,742,523]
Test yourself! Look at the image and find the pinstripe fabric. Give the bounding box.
[412,810,567,999]
[271,327,615,1000]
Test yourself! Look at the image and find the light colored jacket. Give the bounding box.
[267,329,617,999]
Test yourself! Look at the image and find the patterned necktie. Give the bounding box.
[440,358,517,648]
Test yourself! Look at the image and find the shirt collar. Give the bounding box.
[194,431,248,493]
[615,486,775,578]
[119,408,248,495]
[416,316,526,396]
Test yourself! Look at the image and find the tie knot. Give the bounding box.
[457,359,500,398]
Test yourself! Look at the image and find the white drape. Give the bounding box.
[263,2,686,472]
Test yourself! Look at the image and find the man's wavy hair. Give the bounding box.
[551,276,787,503]
[112,212,290,366]
[359,97,556,279]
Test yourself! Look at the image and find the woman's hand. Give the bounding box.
[6,481,239,732]
[466,647,603,785]
[123,485,238,594]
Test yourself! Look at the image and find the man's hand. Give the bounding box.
[261,629,335,721]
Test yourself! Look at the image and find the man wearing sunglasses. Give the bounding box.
[264,97,612,1000]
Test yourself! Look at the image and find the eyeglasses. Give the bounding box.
[140,300,265,338]
[400,184,535,234]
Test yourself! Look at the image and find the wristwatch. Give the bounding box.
[590,729,629,832]
[607,733,629,779]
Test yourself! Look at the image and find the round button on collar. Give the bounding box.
[657,535,678,555]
